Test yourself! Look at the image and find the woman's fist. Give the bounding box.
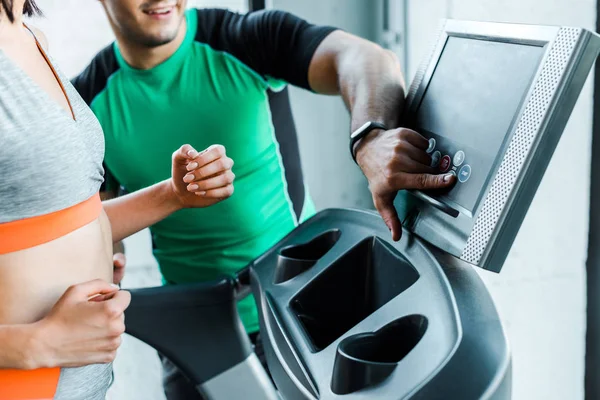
[170,144,235,208]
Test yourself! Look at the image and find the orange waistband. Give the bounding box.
[0,368,60,399]
[0,193,102,255]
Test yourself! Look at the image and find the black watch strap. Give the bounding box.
[349,121,388,164]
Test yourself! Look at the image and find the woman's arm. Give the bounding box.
[102,179,181,245]
[0,280,129,369]
[0,324,38,369]
[102,144,235,243]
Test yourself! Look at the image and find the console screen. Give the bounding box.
[414,36,544,213]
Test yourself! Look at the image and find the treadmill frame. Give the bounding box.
[397,20,600,272]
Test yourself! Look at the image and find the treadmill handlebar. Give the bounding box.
[407,189,460,218]
[234,265,252,301]
[124,276,254,386]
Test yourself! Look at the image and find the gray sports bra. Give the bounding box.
[0,26,104,224]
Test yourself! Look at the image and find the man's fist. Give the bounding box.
[171,144,235,208]
[356,127,456,241]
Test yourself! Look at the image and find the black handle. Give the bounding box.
[407,190,460,218]
[125,278,253,385]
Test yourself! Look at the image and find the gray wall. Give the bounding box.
[31,0,595,399]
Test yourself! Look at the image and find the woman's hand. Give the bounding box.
[170,144,235,208]
[30,280,131,369]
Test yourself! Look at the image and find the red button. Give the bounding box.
[439,155,451,172]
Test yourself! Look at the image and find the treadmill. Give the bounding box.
[124,20,600,399]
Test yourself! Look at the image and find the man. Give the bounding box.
[72,1,455,398]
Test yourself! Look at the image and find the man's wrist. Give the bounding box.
[350,120,387,163]
[354,128,385,167]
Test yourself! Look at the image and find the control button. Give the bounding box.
[439,155,451,172]
[458,164,472,183]
[426,138,436,154]
[431,151,441,167]
[453,150,465,167]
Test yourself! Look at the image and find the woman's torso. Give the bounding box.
[0,25,113,399]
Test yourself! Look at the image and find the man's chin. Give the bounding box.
[140,33,180,48]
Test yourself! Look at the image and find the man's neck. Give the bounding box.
[117,18,187,70]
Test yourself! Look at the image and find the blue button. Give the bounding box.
[458,164,471,183]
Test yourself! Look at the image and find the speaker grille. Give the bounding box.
[461,27,581,265]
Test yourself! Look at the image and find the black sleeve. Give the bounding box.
[195,8,338,91]
[71,44,120,106]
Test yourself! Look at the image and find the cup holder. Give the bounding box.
[290,237,419,351]
[273,229,341,284]
[331,315,428,395]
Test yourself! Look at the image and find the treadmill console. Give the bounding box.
[417,37,544,214]
[396,20,600,271]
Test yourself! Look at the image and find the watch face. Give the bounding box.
[352,121,388,138]
[352,121,374,138]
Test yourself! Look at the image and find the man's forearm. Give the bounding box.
[309,31,406,131]
[102,179,181,243]
[0,324,39,369]
[308,30,451,241]
[337,45,406,131]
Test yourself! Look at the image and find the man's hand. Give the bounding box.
[113,253,126,285]
[31,280,131,369]
[305,28,455,241]
[356,127,456,241]
[171,144,235,208]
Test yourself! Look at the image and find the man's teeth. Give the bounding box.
[147,8,171,14]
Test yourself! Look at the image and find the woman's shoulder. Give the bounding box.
[26,24,49,51]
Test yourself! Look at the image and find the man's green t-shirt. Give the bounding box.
[73,8,336,332]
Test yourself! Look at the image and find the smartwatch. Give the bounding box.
[349,121,388,164]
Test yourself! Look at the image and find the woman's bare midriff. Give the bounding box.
[0,209,113,325]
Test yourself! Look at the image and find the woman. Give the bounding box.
[0,0,236,398]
